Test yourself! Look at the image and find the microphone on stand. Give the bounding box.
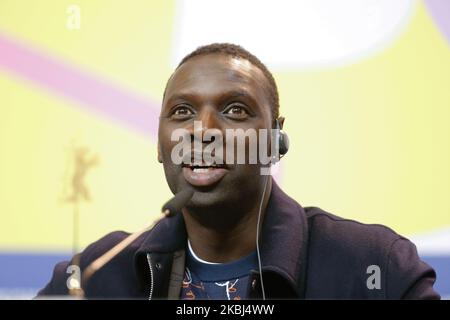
[161,188,194,217]
[74,188,194,298]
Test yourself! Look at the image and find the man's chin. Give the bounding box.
[187,189,228,209]
[184,191,245,229]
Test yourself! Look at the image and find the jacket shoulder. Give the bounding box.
[303,207,439,299]
[304,206,402,247]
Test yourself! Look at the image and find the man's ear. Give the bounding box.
[157,141,163,163]
[278,116,285,130]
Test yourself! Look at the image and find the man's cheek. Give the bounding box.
[160,140,176,163]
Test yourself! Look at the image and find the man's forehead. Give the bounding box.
[166,54,266,94]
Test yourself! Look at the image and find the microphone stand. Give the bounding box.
[69,189,194,298]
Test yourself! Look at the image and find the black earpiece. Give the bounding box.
[275,118,289,158]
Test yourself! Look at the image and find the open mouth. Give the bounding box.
[183,163,225,170]
[182,163,228,187]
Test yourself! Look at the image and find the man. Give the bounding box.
[38,43,440,299]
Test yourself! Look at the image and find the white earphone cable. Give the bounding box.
[256,173,270,300]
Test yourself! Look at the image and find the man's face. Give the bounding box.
[158,53,273,210]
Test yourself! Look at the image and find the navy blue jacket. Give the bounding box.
[38,182,440,299]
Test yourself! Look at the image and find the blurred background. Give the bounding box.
[0,0,449,299]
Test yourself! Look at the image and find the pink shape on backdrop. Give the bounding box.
[0,32,160,138]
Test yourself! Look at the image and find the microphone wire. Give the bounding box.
[256,173,270,300]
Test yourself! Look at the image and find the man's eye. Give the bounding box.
[172,106,194,118]
[224,104,249,118]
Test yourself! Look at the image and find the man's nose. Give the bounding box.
[190,108,221,141]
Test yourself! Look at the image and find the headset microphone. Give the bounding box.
[275,118,289,158]
[255,117,289,300]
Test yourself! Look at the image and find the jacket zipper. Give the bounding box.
[146,253,154,300]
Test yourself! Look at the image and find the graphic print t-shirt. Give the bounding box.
[180,241,258,300]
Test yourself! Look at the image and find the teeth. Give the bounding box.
[193,168,210,173]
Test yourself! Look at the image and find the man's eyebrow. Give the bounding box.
[164,92,199,104]
[219,90,257,104]
[165,90,258,105]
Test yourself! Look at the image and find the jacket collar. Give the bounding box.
[135,179,309,298]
